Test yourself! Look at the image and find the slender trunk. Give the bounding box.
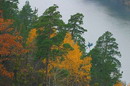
[43,26,52,86]
[45,57,49,86]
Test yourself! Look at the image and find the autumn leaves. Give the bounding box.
[49,33,92,85]
[0,18,27,78]
[26,27,92,86]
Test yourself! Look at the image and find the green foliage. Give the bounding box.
[0,0,18,19]
[63,43,74,50]
[36,4,66,59]
[89,31,122,86]
[51,31,66,46]
[66,13,87,58]
[36,35,52,58]
[18,1,38,39]
[35,5,67,86]
[67,13,87,40]
[35,4,64,29]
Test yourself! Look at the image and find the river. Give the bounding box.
[19,0,130,84]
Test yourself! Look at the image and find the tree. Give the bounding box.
[0,17,28,86]
[89,31,122,86]
[18,1,38,39]
[67,13,87,39]
[49,33,92,86]
[0,0,18,19]
[36,28,66,86]
[36,5,66,86]
[36,4,64,29]
[67,13,87,58]
[59,33,91,86]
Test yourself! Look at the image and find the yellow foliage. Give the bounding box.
[50,28,57,38]
[26,28,37,45]
[39,32,92,85]
[114,82,123,86]
[49,32,92,83]
[26,28,55,45]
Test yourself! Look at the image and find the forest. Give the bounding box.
[0,0,127,86]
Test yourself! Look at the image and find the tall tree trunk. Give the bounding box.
[44,57,49,86]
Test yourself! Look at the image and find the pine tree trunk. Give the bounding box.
[43,57,49,86]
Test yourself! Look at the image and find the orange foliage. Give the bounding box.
[0,64,14,78]
[0,18,13,31]
[0,18,27,78]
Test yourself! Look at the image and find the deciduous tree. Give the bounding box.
[49,33,92,86]
[0,18,27,79]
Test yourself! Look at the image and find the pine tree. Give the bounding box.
[36,4,65,30]
[36,4,66,86]
[89,31,122,86]
[0,0,18,19]
[67,13,87,58]
[18,1,38,39]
